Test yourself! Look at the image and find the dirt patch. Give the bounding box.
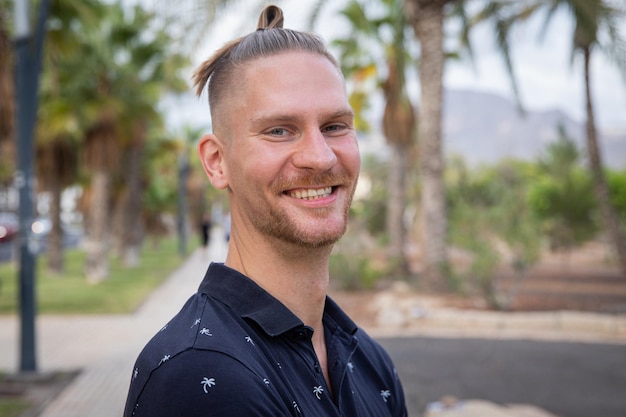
[496,263,626,313]
[330,257,626,325]
[0,371,78,417]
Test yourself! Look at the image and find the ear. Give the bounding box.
[198,133,229,190]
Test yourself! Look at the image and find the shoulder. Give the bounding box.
[125,291,294,417]
[126,349,289,417]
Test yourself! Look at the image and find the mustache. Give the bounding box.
[271,169,355,192]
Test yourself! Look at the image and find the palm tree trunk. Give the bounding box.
[47,177,64,273]
[120,121,146,267]
[407,0,449,285]
[85,169,110,283]
[387,142,410,275]
[582,47,626,274]
[112,189,125,259]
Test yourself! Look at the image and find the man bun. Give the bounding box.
[257,5,284,30]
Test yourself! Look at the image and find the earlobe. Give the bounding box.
[198,134,229,190]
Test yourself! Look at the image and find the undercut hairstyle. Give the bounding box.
[192,5,340,128]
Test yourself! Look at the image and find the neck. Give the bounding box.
[225,231,333,330]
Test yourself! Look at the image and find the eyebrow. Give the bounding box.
[249,108,354,126]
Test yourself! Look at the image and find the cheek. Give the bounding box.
[336,140,361,176]
[227,147,281,193]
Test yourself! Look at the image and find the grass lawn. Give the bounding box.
[0,238,196,315]
[0,372,31,417]
[0,398,29,417]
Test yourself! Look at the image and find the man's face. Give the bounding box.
[220,51,361,249]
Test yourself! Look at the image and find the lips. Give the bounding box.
[288,186,333,200]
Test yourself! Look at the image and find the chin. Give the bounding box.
[268,223,346,249]
[286,236,342,250]
[257,205,349,248]
[290,225,347,249]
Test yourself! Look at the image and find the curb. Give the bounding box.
[366,291,626,344]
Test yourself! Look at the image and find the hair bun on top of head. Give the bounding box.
[257,5,284,30]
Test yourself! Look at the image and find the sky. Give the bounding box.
[164,0,626,132]
[443,6,626,131]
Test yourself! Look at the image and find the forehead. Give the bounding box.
[238,51,348,114]
[243,50,342,78]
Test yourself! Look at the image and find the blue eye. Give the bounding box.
[268,127,289,136]
[322,124,349,136]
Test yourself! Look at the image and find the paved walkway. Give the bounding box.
[0,231,625,416]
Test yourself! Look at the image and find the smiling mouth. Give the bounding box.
[288,186,334,200]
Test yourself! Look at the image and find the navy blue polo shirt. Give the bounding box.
[124,262,407,417]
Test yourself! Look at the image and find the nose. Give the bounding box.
[292,129,337,171]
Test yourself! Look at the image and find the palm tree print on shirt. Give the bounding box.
[201,377,216,393]
[380,390,391,403]
[313,386,324,400]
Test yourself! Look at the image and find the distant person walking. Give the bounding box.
[222,211,231,242]
[200,213,212,249]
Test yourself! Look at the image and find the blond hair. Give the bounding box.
[192,5,339,126]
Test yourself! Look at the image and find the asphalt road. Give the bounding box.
[379,336,626,417]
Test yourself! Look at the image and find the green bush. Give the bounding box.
[447,158,541,308]
[330,252,387,291]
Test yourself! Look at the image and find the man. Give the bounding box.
[124,5,407,416]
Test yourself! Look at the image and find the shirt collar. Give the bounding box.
[198,262,358,337]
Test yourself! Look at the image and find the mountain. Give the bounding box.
[442,90,626,169]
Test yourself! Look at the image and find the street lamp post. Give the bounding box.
[13,0,50,373]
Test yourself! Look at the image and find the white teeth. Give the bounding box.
[290,187,332,200]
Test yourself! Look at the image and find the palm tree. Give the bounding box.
[65,2,185,282]
[34,135,78,273]
[108,6,188,267]
[35,0,103,273]
[404,0,461,285]
[478,0,626,274]
[570,0,626,274]
[332,0,417,275]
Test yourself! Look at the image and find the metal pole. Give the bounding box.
[13,0,50,373]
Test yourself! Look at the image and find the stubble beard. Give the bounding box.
[253,171,356,250]
[260,203,350,249]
